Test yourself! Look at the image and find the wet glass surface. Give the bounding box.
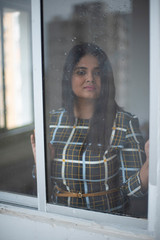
[42,0,149,217]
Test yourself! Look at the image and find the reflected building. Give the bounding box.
[45,1,130,111]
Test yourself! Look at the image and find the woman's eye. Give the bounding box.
[76,70,86,76]
[94,71,100,76]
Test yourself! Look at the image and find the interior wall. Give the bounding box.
[127,0,149,134]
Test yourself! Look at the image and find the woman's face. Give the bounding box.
[71,54,101,101]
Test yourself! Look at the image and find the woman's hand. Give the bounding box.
[30,130,36,164]
[140,140,149,191]
[145,139,149,160]
[30,130,55,163]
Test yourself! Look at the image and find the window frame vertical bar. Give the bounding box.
[148,0,160,233]
[31,0,46,212]
[0,7,7,129]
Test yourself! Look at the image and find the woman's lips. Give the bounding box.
[84,85,96,90]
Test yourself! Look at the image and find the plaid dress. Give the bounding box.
[49,108,146,213]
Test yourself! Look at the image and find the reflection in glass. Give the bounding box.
[0,1,35,196]
[43,0,149,217]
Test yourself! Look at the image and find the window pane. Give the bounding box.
[0,1,36,196]
[43,0,149,217]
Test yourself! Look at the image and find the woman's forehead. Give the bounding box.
[76,54,99,67]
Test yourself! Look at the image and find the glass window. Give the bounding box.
[0,0,36,196]
[2,0,160,238]
[42,0,149,218]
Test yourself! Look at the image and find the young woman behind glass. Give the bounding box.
[31,43,149,214]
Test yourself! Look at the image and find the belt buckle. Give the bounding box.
[78,192,83,198]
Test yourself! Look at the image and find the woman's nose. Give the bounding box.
[86,72,94,83]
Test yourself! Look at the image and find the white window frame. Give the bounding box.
[0,0,160,238]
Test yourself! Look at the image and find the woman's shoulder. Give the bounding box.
[49,108,69,125]
[115,110,140,129]
[110,110,142,147]
[49,107,66,116]
[116,110,139,120]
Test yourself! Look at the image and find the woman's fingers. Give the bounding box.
[30,134,35,146]
[31,130,54,162]
[145,140,149,160]
[30,130,36,164]
[30,130,35,147]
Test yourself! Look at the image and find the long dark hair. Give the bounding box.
[62,42,120,151]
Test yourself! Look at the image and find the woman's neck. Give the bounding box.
[74,98,95,119]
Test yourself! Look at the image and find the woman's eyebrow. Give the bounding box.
[74,67,87,70]
[74,66,100,70]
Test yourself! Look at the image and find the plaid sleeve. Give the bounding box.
[119,115,146,197]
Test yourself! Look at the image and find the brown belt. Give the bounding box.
[55,186,119,198]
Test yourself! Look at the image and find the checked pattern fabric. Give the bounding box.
[49,108,146,213]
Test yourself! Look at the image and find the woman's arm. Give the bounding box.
[139,140,149,192]
[119,115,148,197]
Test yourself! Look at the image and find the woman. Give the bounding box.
[31,42,149,214]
